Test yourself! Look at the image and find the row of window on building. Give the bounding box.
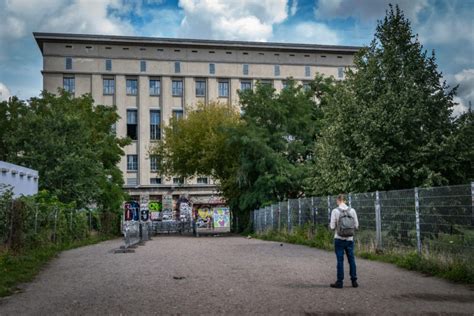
[64,57,344,79]
[63,76,325,97]
[125,154,208,185]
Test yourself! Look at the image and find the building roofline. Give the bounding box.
[33,32,362,54]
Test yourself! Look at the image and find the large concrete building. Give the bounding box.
[34,32,359,208]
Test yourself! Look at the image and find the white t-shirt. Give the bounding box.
[329,203,359,241]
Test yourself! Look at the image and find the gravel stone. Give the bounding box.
[0,235,473,315]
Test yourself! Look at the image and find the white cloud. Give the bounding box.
[280,22,340,45]
[450,69,474,116]
[0,82,11,101]
[289,0,298,16]
[315,0,429,23]
[177,0,290,41]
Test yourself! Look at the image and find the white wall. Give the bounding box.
[0,161,39,198]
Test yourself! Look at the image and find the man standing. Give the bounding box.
[329,194,359,288]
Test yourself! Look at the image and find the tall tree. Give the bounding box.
[310,5,465,195]
[0,91,130,215]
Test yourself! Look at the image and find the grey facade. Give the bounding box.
[34,32,359,204]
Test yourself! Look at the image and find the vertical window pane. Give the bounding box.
[172,80,183,96]
[173,110,183,120]
[63,77,75,93]
[65,57,72,70]
[103,78,115,95]
[196,80,206,96]
[209,63,215,74]
[274,65,280,76]
[127,155,138,171]
[174,61,181,73]
[140,60,146,72]
[240,81,251,91]
[243,64,249,75]
[218,81,229,97]
[126,79,138,95]
[150,155,158,171]
[150,110,161,140]
[338,67,344,79]
[105,59,112,71]
[305,65,311,77]
[149,79,161,96]
[127,109,138,140]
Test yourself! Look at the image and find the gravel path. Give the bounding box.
[0,235,473,315]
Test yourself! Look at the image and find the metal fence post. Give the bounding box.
[270,205,274,230]
[311,197,315,228]
[471,182,474,227]
[34,204,39,234]
[264,207,267,230]
[327,196,331,223]
[287,200,290,233]
[53,207,58,243]
[89,209,92,232]
[375,191,382,251]
[348,193,352,208]
[278,202,281,232]
[414,187,422,255]
[298,198,302,227]
[254,210,257,232]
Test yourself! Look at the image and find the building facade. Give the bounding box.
[34,32,359,206]
[0,161,39,198]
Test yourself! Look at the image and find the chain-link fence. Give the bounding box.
[252,183,474,260]
[0,192,100,251]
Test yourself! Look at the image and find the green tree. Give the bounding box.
[310,5,464,195]
[0,91,129,233]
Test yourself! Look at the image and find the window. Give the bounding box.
[126,79,138,95]
[218,80,229,97]
[209,63,215,74]
[127,178,137,185]
[282,81,288,89]
[243,64,249,75]
[240,80,252,91]
[338,67,344,79]
[172,80,183,96]
[103,78,115,95]
[172,110,183,120]
[305,66,311,77]
[150,178,162,184]
[274,65,280,76]
[149,79,160,96]
[173,177,184,185]
[150,110,161,140]
[127,109,138,140]
[140,60,146,72]
[174,61,181,73]
[65,57,72,70]
[195,80,206,97]
[105,59,112,71]
[150,155,159,171]
[197,177,208,184]
[127,155,138,171]
[63,77,75,93]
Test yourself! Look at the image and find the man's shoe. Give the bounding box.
[330,282,343,289]
[352,280,359,288]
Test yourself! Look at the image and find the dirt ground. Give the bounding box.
[0,235,473,315]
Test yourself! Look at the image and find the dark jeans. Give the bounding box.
[334,238,357,284]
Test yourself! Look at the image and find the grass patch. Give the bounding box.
[0,235,112,297]
[254,228,473,285]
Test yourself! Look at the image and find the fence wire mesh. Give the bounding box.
[252,184,474,261]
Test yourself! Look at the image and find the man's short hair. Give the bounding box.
[337,194,346,203]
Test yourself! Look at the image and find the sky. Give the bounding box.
[0,0,472,114]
